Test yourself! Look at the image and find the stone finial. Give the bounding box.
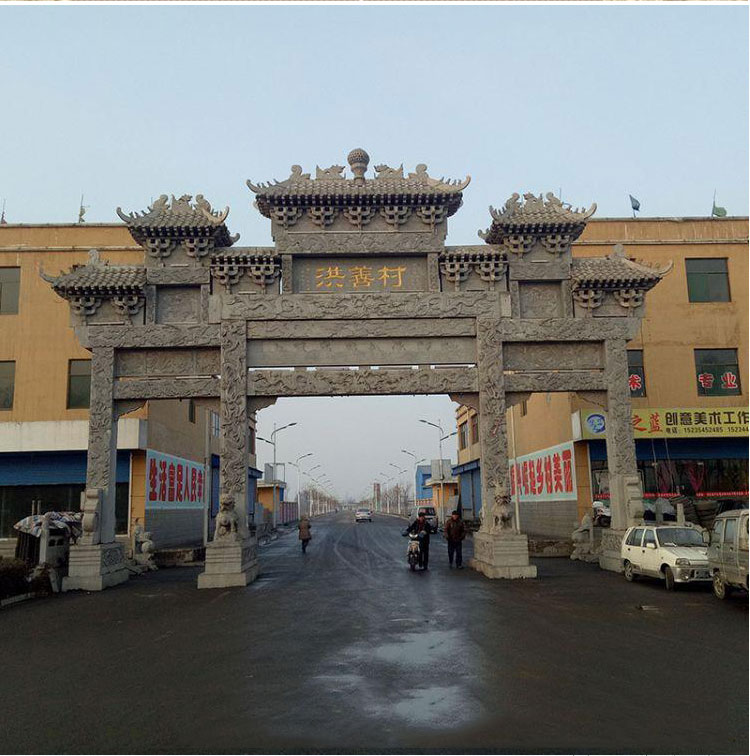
[347,148,370,183]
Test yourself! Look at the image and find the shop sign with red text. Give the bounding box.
[509,441,577,503]
[146,449,206,510]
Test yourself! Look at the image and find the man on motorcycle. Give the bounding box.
[406,511,431,570]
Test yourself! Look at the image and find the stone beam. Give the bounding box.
[113,377,220,400]
[494,318,639,342]
[82,324,220,349]
[504,371,607,393]
[218,291,504,322]
[247,367,478,397]
[246,318,476,339]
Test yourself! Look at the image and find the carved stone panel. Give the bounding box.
[86,348,118,544]
[248,366,478,397]
[519,282,563,318]
[292,256,428,293]
[273,230,445,255]
[504,341,604,371]
[220,321,250,535]
[476,318,511,535]
[115,348,220,377]
[245,318,476,340]
[156,287,202,324]
[246,337,477,368]
[221,291,503,321]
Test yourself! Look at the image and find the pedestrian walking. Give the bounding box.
[444,510,466,568]
[298,514,312,553]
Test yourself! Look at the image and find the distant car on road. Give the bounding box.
[355,508,372,522]
[708,509,749,600]
[621,523,710,590]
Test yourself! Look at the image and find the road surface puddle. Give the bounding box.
[312,629,482,730]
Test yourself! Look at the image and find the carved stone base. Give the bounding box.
[62,542,129,592]
[470,531,538,579]
[197,536,259,589]
[599,529,626,573]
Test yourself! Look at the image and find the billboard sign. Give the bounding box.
[576,407,749,440]
[509,441,577,503]
[146,449,206,510]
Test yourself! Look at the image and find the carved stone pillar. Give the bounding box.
[470,318,536,579]
[198,321,259,588]
[63,347,129,591]
[600,338,644,572]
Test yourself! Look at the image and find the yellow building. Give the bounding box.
[454,216,749,537]
[0,223,261,549]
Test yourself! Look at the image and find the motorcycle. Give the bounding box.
[403,529,425,571]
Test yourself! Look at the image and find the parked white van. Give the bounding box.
[707,509,749,599]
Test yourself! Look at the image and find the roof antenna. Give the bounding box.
[77,194,89,224]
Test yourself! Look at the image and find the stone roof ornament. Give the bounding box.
[116,193,239,257]
[480,192,596,244]
[247,148,471,220]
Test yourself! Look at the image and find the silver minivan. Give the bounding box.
[707,509,749,599]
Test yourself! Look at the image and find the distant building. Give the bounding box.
[454,216,749,538]
[415,464,432,503]
[0,223,262,551]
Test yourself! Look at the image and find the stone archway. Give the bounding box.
[43,149,668,590]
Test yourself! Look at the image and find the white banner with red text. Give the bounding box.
[509,441,578,503]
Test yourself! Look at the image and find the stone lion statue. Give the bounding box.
[215,494,240,541]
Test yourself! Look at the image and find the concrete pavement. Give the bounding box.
[0,512,746,754]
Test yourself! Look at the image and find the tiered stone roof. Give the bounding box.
[481,192,596,243]
[116,194,238,247]
[571,245,672,290]
[42,250,146,295]
[248,148,470,217]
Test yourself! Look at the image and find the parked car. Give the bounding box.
[621,523,710,590]
[707,509,749,600]
[407,505,438,533]
[355,508,372,522]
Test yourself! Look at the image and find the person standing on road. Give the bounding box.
[444,510,466,569]
[406,512,431,570]
[298,514,312,553]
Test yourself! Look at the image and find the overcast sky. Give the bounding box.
[1,4,747,500]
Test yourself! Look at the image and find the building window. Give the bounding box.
[458,422,468,450]
[0,361,15,410]
[470,414,479,445]
[67,359,91,409]
[0,268,20,314]
[695,349,741,396]
[627,350,646,397]
[188,399,196,424]
[685,258,730,302]
[210,410,220,438]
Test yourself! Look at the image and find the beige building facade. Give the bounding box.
[0,224,260,549]
[454,216,749,537]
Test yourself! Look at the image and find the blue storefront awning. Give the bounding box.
[452,459,480,476]
[0,451,132,486]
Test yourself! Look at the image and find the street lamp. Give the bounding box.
[401,449,426,511]
[419,419,457,523]
[288,453,313,520]
[257,421,297,529]
[389,463,407,515]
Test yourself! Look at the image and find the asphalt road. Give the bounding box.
[1,512,747,754]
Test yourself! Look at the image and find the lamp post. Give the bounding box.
[288,453,313,521]
[389,463,407,516]
[302,464,321,515]
[257,421,297,529]
[401,449,426,512]
[419,419,457,524]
